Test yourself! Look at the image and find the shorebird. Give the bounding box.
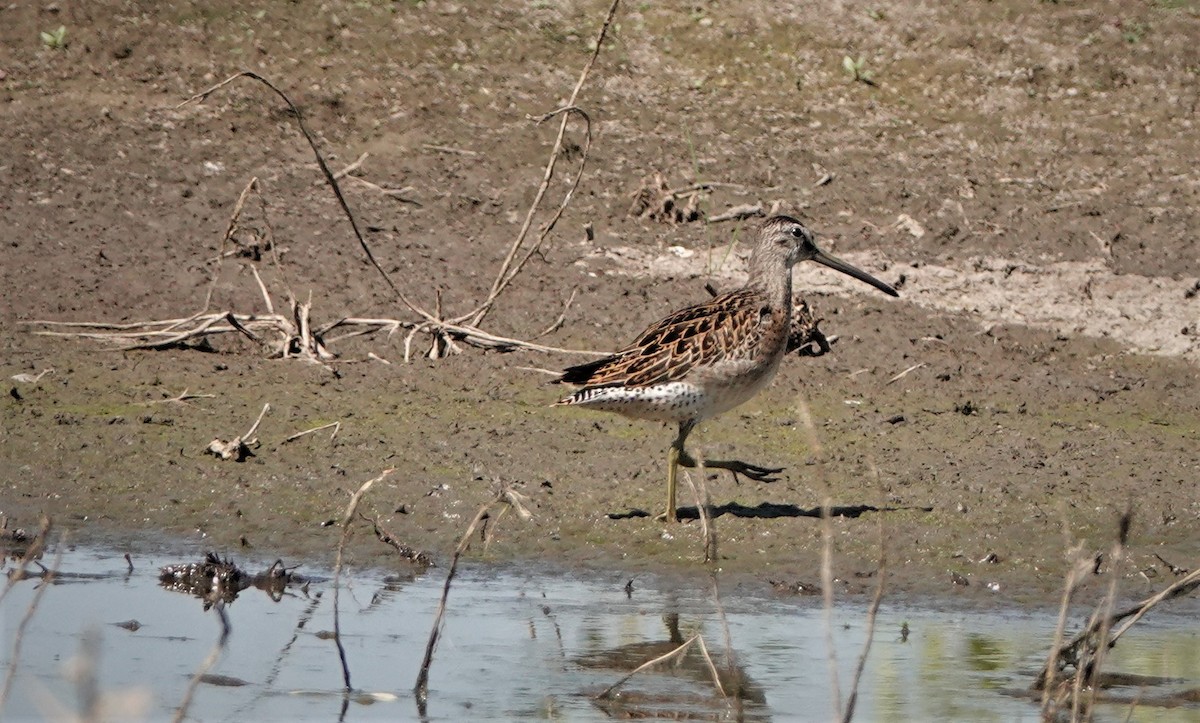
[554,215,898,522]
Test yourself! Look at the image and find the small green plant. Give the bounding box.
[1121,21,1149,43]
[40,25,67,50]
[842,55,875,85]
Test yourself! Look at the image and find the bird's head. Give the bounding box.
[755,215,898,297]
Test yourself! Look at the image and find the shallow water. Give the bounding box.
[1,545,1198,722]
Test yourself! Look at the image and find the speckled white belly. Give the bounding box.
[566,347,787,423]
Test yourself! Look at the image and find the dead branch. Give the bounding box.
[204,176,260,311]
[1036,563,1200,693]
[206,403,270,462]
[842,516,886,723]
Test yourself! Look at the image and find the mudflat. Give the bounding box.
[3,0,1198,602]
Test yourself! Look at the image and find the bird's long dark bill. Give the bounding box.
[812,250,899,297]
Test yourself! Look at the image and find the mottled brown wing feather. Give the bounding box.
[562,288,766,388]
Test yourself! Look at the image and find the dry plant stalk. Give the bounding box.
[28,52,614,362]
[0,519,58,717]
[795,396,844,721]
[171,600,231,723]
[1035,510,1200,719]
[1073,510,1131,720]
[331,470,395,692]
[360,513,434,568]
[414,482,532,709]
[842,515,886,723]
[0,516,50,606]
[680,468,717,563]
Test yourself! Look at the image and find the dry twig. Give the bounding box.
[796,397,843,721]
[707,203,765,223]
[138,388,216,406]
[283,421,341,444]
[414,482,532,710]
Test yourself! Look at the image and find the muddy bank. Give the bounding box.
[2,0,1199,602]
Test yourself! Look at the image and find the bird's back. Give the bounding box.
[556,287,791,422]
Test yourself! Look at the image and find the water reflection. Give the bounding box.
[0,546,1197,722]
[577,612,767,719]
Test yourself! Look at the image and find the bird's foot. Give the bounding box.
[704,459,784,484]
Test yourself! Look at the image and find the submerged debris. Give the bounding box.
[159,552,310,608]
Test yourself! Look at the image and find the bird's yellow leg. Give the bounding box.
[665,445,679,523]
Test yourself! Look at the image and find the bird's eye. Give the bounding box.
[790,226,804,238]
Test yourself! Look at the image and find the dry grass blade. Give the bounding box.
[137,388,216,406]
[1038,536,1091,713]
[331,470,394,691]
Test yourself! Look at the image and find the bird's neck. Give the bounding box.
[745,259,794,312]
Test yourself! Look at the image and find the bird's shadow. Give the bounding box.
[608,502,933,521]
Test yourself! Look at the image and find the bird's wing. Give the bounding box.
[561,288,768,388]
